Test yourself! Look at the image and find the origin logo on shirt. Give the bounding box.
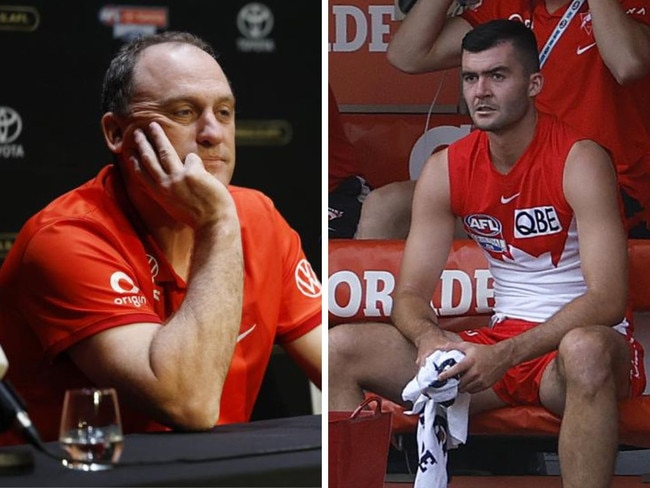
[110,271,148,307]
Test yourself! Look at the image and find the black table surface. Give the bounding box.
[0,414,322,487]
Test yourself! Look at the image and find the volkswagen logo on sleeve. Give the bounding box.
[295,259,321,298]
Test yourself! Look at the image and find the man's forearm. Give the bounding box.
[589,0,650,82]
[148,217,243,425]
[504,290,626,368]
[391,292,446,346]
[387,0,457,72]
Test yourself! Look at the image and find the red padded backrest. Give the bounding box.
[329,239,491,326]
[328,239,650,325]
[628,239,650,312]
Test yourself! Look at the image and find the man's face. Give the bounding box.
[121,43,236,187]
[461,41,533,133]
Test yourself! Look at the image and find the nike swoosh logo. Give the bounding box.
[576,42,597,55]
[237,324,256,343]
[500,193,521,204]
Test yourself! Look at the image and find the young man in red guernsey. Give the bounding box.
[330,20,645,488]
[357,0,650,239]
[0,31,322,444]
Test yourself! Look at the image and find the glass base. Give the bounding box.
[61,459,114,471]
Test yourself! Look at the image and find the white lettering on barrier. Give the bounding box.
[329,267,494,319]
[364,270,395,316]
[474,269,494,313]
[328,270,364,317]
[436,269,472,315]
[328,270,395,318]
[328,5,535,54]
[329,4,395,53]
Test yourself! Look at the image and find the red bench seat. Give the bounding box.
[329,239,650,448]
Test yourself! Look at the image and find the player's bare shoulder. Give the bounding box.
[566,138,616,178]
[419,146,450,183]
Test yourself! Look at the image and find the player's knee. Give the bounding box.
[357,183,413,239]
[360,187,391,218]
[328,324,358,372]
[558,326,618,390]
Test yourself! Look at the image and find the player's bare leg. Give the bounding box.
[540,326,632,488]
[328,322,420,410]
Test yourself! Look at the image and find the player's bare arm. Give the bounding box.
[588,0,650,82]
[387,0,472,73]
[392,149,460,367]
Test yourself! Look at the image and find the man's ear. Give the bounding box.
[529,72,544,97]
[101,112,124,154]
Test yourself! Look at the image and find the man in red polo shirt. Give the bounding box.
[0,31,322,444]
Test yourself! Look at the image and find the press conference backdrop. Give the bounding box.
[0,1,322,277]
[0,1,321,419]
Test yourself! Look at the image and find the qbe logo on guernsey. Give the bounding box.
[0,107,24,159]
[514,206,562,238]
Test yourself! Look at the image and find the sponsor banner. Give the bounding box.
[0,106,25,159]
[328,239,494,325]
[0,5,39,31]
[329,0,462,110]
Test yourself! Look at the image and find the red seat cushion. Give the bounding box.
[372,394,650,448]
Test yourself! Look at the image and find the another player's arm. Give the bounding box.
[588,0,650,83]
[387,0,472,73]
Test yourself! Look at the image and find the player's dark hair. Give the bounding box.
[462,19,540,74]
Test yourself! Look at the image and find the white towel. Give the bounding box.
[401,350,470,488]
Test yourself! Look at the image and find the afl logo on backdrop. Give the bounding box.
[0,6,39,32]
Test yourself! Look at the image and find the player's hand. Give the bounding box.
[437,341,509,394]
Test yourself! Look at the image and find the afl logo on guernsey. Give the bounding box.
[464,214,508,253]
[464,214,501,236]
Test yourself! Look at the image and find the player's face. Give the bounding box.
[461,42,535,133]
[124,43,237,188]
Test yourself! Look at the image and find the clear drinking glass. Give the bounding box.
[58,388,124,471]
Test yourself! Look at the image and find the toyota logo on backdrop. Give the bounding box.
[0,107,22,144]
[236,3,275,52]
[237,3,273,39]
